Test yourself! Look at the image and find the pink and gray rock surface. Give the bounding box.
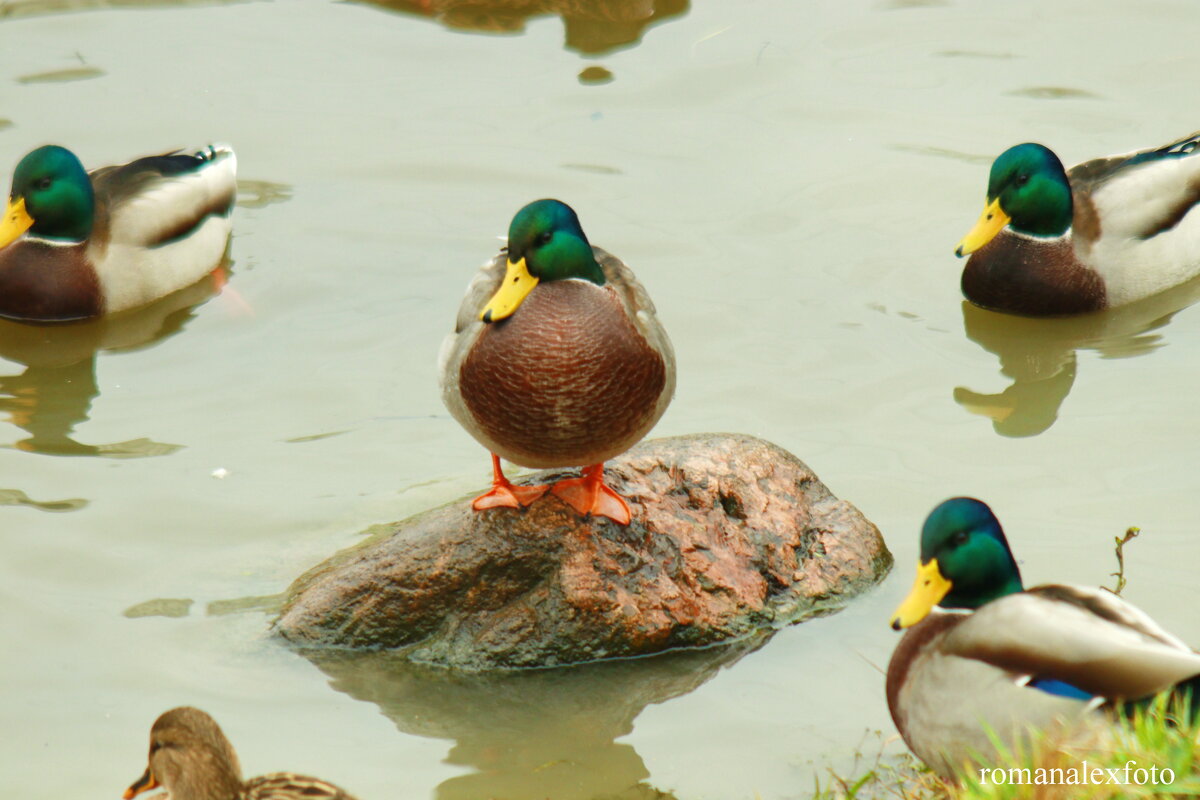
[275,433,891,670]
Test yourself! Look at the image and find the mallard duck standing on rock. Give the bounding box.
[0,143,236,322]
[440,199,675,525]
[957,131,1200,316]
[124,707,358,800]
[887,498,1200,778]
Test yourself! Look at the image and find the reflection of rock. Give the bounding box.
[561,0,687,54]
[302,636,765,800]
[956,277,1200,437]
[355,0,689,55]
[0,269,220,457]
[276,433,891,669]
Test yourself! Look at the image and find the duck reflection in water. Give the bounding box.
[955,275,1200,437]
[356,0,689,55]
[297,634,766,800]
[0,267,224,457]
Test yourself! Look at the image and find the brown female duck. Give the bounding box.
[124,707,357,800]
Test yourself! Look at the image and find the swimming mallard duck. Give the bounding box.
[0,143,236,322]
[124,707,358,800]
[956,131,1200,316]
[887,498,1200,778]
[439,198,675,525]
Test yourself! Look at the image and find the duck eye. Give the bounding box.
[34,177,52,191]
[952,531,969,546]
[1014,174,1029,188]
[535,232,552,246]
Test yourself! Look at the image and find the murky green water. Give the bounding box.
[2,0,1200,797]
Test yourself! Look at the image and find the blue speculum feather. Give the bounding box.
[1028,677,1095,701]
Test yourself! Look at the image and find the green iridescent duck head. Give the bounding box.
[481,198,606,323]
[1,145,95,248]
[956,143,1073,256]
[891,497,1025,629]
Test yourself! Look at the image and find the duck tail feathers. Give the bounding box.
[1126,131,1200,169]
[1117,673,1200,723]
[151,143,237,178]
[1156,131,1200,157]
[191,143,236,172]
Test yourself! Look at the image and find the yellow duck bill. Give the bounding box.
[890,558,952,629]
[955,198,1010,257]
[481,257,539,322]
[0,197,33,249]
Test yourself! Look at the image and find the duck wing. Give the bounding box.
[89,144,236,249]
[943,584,1200,700]
[450,251,506,335]
[244,772,358,799]
[594,246,675,367]
[1070,131,1200,242]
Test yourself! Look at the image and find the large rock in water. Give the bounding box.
[275,433,891,669]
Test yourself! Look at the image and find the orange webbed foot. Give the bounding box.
[471,453,549,511]
[550,463,632,525]
[472,481,549,510]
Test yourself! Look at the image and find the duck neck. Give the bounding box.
[943,573,1024,610]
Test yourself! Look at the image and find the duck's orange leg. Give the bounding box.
[550,463,631,525]
[472,453,549,511]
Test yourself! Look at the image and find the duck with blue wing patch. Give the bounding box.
[887,498,1200,778]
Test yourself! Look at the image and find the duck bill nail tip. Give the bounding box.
[123,767,158,799]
